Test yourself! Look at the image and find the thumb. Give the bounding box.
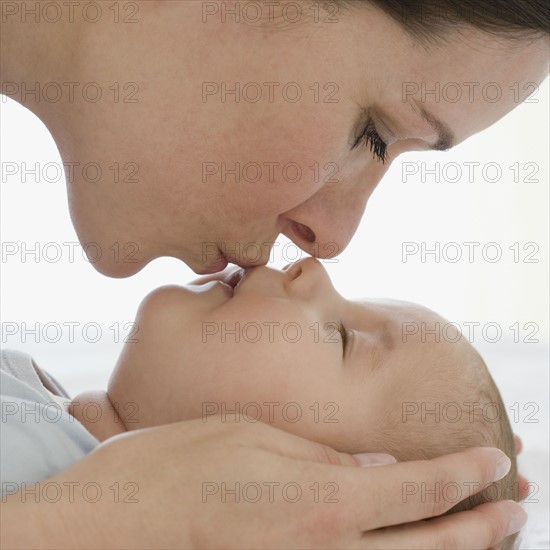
[246,421,396,468]
[352,453,398,467]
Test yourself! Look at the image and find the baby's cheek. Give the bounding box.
[198,322,343,435]
[199,345,292,421]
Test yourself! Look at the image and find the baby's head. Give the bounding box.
[109,257,517,528]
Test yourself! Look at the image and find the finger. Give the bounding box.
[339,447,512,530]
[353,453,398,467]
[514,435,523,455]
[232,416,395,468]
[516,474,530,501]
[359,500,526,550]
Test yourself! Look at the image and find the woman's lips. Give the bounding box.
[202,249,229,274]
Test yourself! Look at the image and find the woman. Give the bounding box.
[1,1,548,547]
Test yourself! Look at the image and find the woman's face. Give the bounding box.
[66,2,549,275]
[108,257,476,453]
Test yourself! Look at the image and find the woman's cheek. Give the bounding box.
[221,121,340,217]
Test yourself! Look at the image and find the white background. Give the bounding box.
[1,78,549,546]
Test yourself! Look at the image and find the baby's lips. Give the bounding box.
[224,267,244,289]
[188,264,242,286]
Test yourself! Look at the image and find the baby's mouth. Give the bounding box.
[224,268,245,293]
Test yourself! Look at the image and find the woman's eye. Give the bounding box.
[352,120,388,164]
[338,322,348,356]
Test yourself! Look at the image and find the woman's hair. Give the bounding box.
[339,0,550,42]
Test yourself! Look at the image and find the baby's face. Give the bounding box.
[109,258,471,453]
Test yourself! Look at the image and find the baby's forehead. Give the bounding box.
[353,299,442,345]
[354,297,480,367]
[354,298,443,323]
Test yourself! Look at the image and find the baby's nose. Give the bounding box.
[283,257,330,297]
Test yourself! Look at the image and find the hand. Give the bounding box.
[1,416,526,549]
[514,434,530,501]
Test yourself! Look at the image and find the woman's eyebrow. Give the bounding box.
[415,101,456,151]
[377,99,456,151]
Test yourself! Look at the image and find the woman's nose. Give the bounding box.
[281,174,381,260]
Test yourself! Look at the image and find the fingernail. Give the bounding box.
[352,453,397,467]
[494,452,512,481]
[505,503,527,536]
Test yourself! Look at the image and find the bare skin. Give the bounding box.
[0,417,524,550]
[1,0,547,547]
[4,260,529,549]
[1,2,548,277]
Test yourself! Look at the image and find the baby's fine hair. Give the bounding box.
[372,345,518,548]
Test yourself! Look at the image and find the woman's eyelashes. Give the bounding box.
[338,322,348,357]
[352,119,388,164]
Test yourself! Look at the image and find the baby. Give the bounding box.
[71,257,518,540]
[2,257,519,546]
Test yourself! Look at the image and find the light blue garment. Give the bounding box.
[0,350,99,495]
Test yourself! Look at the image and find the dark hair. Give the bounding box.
[339,0,550,42]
